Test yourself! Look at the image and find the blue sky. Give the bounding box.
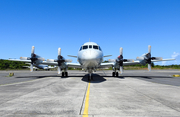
[0,0,180,65]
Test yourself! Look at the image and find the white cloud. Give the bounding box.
[171,52,180,59]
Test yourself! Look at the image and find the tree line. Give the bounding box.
[0,60,27,70]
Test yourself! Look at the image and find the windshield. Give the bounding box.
[79,46,82,51]
[83,45,88,49]
[93,45,98,50]
[99,46,102,51]
[89,45,92,49]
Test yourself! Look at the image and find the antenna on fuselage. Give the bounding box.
[89,38,90,42]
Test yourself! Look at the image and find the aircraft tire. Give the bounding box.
[116,72,119,77]
[62,72,64,77]
[65,72,68,77]
[112,72,115,77]
[88,75,91,81]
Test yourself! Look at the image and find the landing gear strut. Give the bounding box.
[88,73,93,81]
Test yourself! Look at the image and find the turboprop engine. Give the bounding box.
[136,45,162,71]
[20,46,45,72]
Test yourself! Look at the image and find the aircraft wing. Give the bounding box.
[66,63,82,68]
[151,58,175,62]
[41,61,82,68]
[99,63,115,68]
[99,61,139,68]
[41,61,58,66]
[5,59,31,63]
[123,58,175,65]
[99,58,175,68]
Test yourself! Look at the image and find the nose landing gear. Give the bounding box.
[88,73,93,81]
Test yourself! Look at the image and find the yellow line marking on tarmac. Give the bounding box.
[83,82,91,117]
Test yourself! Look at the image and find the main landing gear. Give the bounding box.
[112,72,119,77]
[62,72,68,77]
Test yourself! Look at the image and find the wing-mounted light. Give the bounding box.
[136,45,163,71]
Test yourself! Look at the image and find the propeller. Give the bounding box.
[20,46,44,72]
[56,48,65,74]
[116,47,134,74]
[47,48,65,74]
[136,45,162,71]
[20,46,37,72]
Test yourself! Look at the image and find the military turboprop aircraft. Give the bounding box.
[8,42,174,80]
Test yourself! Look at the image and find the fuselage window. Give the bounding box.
[79,46,82,51]
[83,45,88,50]
[93,45,98,50]
[89,45,92,49]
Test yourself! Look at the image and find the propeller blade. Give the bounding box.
[148,64,151,71]
[47,59,55,62]
[31,46,35,54]
[58,48,61,56]
[58,66,61,74]
[136,56,144,60]
[148,45,151,53]
[30,64,33,72]
[120,66,123,74]
[120,47,123,55]
[20,57,28,60]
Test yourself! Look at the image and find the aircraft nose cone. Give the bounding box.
[82,50,99,60]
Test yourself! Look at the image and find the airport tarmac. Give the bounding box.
[0,70,180,117]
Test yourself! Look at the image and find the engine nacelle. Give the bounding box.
[139,60,146,65]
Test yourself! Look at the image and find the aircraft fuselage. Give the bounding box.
[78,42,103,72]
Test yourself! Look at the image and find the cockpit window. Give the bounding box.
[83,45,88,49]
[93,45,98,50]
[99,46,102,51]
[89,45,92,49]
[79,46,82,51]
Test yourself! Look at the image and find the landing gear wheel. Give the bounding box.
[62,72,64,77]
[91,75,93,80]
[116,72,119,77]
[112,72,115,77]
[88,75,91,81]
[65,72,68,77]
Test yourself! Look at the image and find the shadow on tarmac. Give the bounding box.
[115,75,173,79]
[15,75,60,79]
[81,74,106,83]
